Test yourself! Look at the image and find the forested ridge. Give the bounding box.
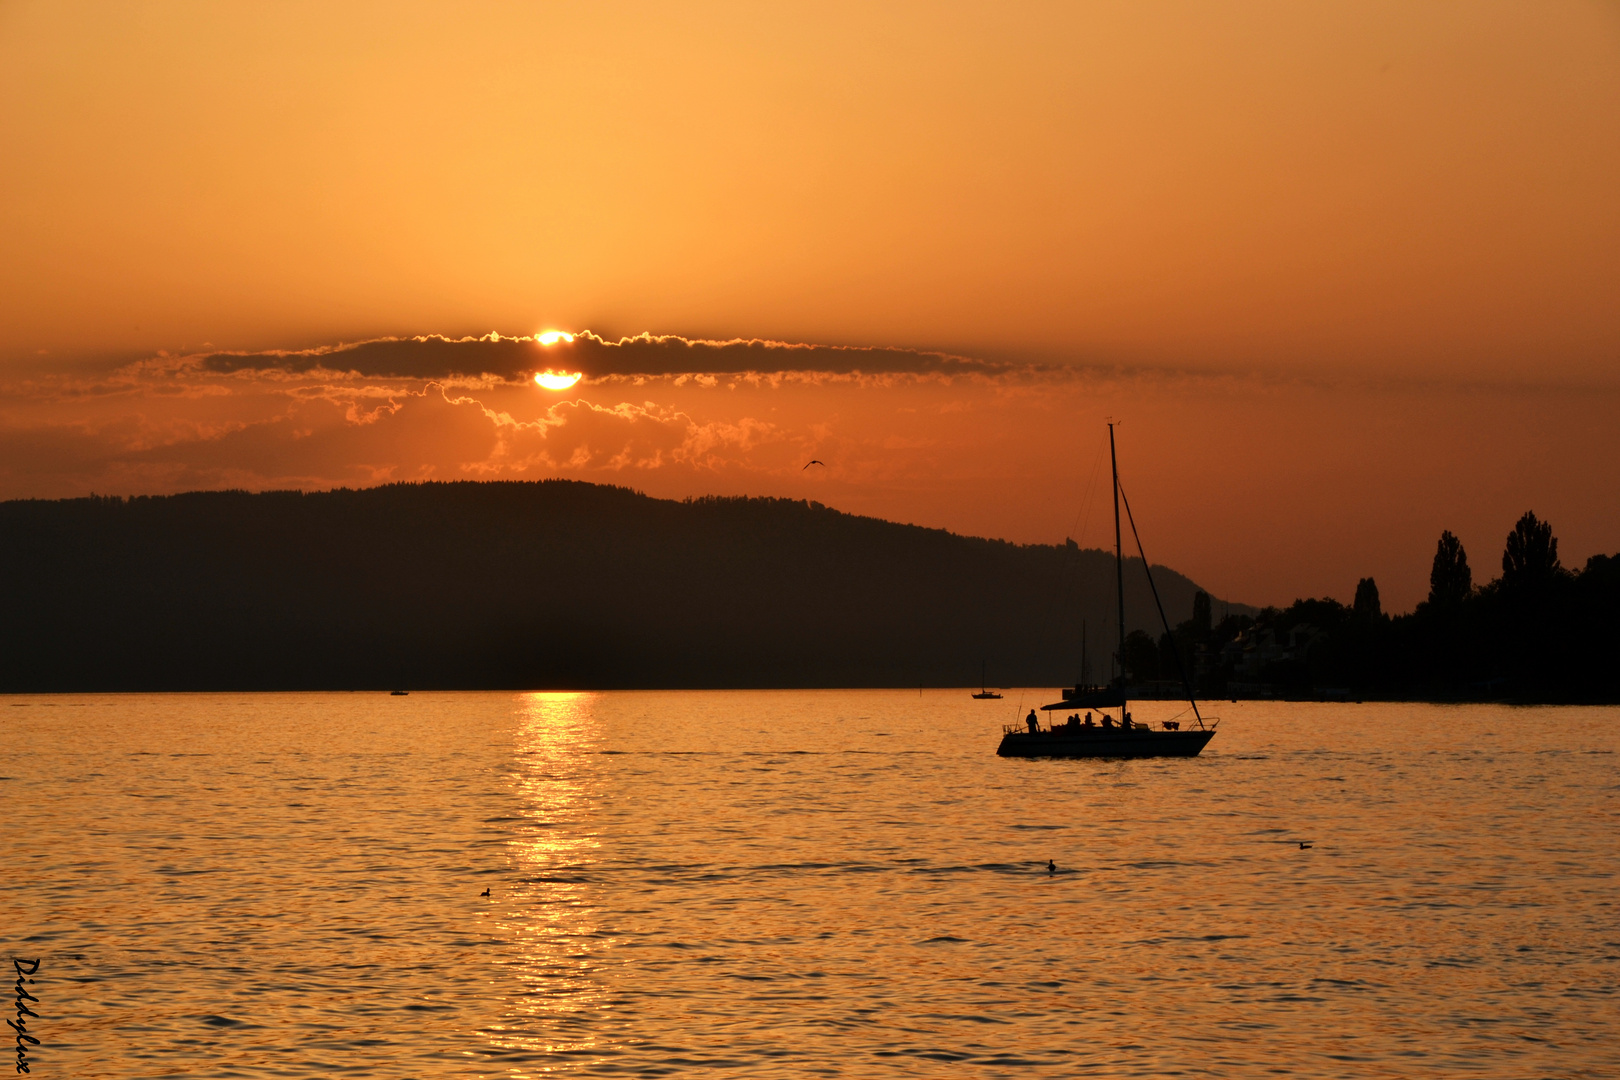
[4,483,1609,699]
[0,480,1230,692]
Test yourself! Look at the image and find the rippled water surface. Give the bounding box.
[5,693,1617,1077]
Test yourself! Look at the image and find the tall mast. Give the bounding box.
[1109,422,1125,682]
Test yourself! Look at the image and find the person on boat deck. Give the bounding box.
[1083,712,1094,728]
[1101,712,1114,729]
[1122,711,1133,729]
[1025,709,1039,733]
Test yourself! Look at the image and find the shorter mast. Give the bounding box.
[1109,422,1125,688]
[1080,620,1088,689]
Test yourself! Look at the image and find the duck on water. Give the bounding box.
[997,422,1216,760]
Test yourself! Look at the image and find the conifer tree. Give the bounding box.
[1428,531,1472,606]
[1353,577,1381,620]
[1503,512,1562,588]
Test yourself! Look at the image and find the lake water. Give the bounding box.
[4,692,1617,1078]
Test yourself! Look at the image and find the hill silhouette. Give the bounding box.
[0,480,1246,692]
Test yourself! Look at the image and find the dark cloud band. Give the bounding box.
[195,332,1005,380]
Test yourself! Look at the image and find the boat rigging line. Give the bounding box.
[1114,472,1205,730]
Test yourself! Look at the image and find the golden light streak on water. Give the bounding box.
[483,693,608,1063]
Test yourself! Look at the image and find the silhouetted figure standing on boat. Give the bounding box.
[1026,709,1039,733]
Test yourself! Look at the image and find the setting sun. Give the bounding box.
[534,370,582,390]
[538,330,575,346]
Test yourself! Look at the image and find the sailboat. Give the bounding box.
[997,423,1216,759]
[972,660,1003,699]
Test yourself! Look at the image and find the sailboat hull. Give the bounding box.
[996,728,1214,759]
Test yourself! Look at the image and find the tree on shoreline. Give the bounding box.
[1503,511,1563,590]
[1353,577,1382,621]
[1427,531,1471,607]
[1187,512,1616,702]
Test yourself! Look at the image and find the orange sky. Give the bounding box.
[2,3,1618,611]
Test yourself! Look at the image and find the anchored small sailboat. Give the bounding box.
[997,423,1216,759]
[972,660,1003,699]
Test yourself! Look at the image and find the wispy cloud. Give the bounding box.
[194,331,1009,380]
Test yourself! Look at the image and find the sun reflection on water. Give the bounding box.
[483,692,612,1064]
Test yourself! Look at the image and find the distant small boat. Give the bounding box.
[972,660,1003,699]
[390,690,409,696]
[997,423,1215,759]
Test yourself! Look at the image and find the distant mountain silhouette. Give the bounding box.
[0,480,1250,692]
